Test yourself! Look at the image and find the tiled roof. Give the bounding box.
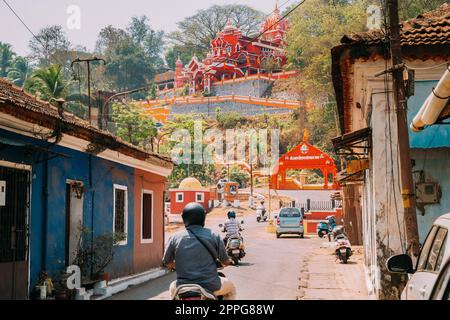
[341,3,450,47]
[331,4,450,133]
[0,78,172,168]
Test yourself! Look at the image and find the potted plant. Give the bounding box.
[90,232,126,284]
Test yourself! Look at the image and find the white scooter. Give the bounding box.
[256,205,268,223]
[334,232,353,264]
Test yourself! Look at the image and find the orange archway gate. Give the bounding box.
[270,131,339,190]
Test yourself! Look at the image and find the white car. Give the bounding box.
[387,213,450,300]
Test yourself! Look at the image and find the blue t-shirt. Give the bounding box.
[162,225,229,292]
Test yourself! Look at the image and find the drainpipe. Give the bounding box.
[411,68,450,131]
[89,154,94,279]
[41,153,48,271]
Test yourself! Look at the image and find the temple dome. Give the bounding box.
[179,177,203,190]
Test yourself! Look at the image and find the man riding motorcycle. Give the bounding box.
[162,203,236,300]
[222,211,243,246]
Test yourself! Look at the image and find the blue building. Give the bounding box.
[408,80,450,242]
[0,79,173,299]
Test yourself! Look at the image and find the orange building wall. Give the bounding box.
[133,169,166,274]
[170,190,211,215]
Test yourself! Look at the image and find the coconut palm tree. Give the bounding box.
[30,64,68,100]
[0,42,16,77]
[7,57,30,87]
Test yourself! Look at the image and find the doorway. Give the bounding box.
[65,181,84,266]
[0,164,31,300]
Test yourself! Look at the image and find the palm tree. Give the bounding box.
[0,42,16,77]
[30,64,68,100]
[7,57,30,87]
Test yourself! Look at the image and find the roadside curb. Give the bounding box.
[93,268,170,300]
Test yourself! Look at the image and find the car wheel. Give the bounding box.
[300,233,304,238]
[276,233,280,239]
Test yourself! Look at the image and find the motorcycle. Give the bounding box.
[172,271,228,300]
[256,207,268,222]
[334,233,352,264]
[172,284,218,300]
[219,222,246,265]
[226,235,246,265]
[316,220,329,238]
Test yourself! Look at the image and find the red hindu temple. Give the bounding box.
[174,3,289,94]
[270,130,340,190]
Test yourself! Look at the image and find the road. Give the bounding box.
[109,208,319,300]
[253,188,335,203]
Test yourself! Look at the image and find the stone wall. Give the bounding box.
[212,79,273,98]
[169,101,291,120]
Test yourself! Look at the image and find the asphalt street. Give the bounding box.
[109,208,318,300]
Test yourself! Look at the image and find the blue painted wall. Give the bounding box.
[0,128,135,290]
[407,80,450,242]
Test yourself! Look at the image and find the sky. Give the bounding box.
[0,0,283,56]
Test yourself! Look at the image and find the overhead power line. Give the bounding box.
[2,0,45,48]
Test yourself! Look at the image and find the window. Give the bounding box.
[279,208,301,218]
[141,190,153,243]
[113,185,128,245]
[426,227,447,271]
[176,192,184,203]
[196,192,204,203]
[417,226,438,271]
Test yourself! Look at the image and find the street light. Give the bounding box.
[71,57,106,126]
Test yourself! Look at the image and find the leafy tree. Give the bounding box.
[95,25,129,54]
[398,0,449,20]
[167,4,264,56]
[7,56,31,87]
[162,115,217,187]
[105,38,153,91]
[98,17,165,91]
[127,16,165,71]
[221,166,250,188]
[27,64,68,100]
[28,26,71,67]
[286,0,367,102]
[112,102,157,150]
[0,42,16,77]
[164,45,193,69]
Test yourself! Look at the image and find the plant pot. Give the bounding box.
[54,290,68,300]
[97,272,110,283]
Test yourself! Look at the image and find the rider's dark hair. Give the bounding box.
[182,202,206,227]
[227,211,236,219]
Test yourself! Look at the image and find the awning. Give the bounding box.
[411,68,450,131]
[332,127,371,156]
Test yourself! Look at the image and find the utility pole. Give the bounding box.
[71,57,106,126]
[387,0,420,256]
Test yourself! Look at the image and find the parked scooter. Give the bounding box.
[219,222,246,265]
[334,227,352,264]
[316,220,329,238]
